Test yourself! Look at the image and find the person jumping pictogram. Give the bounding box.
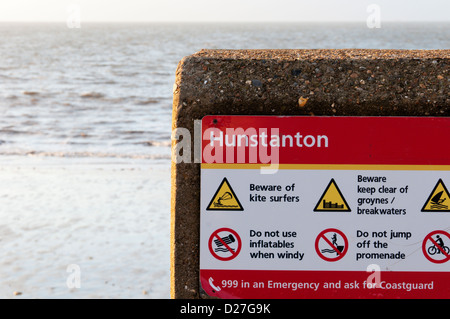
[331,233,338,247]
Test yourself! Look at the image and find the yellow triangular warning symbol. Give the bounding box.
[314,178,351,212]
[421,179,450,212]
[207,178,244,211]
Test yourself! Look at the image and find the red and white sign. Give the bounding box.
[208,228,242,261]
[315,228,348,262]
[200,116,450,299]
[422,230,450,264]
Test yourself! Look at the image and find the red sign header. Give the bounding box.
[201,116,450,166]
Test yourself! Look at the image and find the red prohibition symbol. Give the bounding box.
[422,230,450,264]
[315,228,348,262]
[208,228,242,261]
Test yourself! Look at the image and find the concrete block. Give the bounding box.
[170,49,449,298]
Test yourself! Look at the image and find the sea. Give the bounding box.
[0,22,448,162]
[0,22,448,299]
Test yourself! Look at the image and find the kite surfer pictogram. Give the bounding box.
[206,178,244,211]
[214,191,235,208]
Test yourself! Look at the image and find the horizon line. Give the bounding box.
[0,20,449,24]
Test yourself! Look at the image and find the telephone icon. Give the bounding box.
[208,277,221,292]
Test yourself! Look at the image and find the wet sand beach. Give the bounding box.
[0,156,170,298]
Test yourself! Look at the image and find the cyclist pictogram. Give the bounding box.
[422,230,450,264]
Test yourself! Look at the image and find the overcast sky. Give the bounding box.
[0,0,449,22]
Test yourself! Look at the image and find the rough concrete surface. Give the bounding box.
[171,49,449,299]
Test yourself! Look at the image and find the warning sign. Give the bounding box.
[314,179,351,212]
[422,230,450,264]
[208,228,242,261]
[421,179,450,212]
[199,116,450,299]
[206,178,244,211]
[315,228,348,262]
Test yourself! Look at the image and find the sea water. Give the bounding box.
[0,22,447,299]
